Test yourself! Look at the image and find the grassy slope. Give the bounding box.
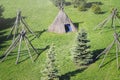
[0,0,120,80]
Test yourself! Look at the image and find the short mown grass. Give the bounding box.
[0,0,120,80]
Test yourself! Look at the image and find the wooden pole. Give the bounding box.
[99,40,115,68]
[16,35,22,64]
[12,24,18,43]
[111,11,116,30]
[99,51,109,68]
[1,28,38,64]
[21,18,36,37]
[94,14,112,30]
[24,38,34,63]
[7,25,15,38]
[1,35,20,62]
[97,32,120,69]
[25,36,38,54]
[115,15,120,25]
[94,8,119,31]
[96,40,115,59]
[2,35,20,56]
[7,11,21,39]
[116,41,119,69]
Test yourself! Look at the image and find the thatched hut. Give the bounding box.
[48,8,77,33]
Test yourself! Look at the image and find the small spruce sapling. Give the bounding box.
[41,44,59,80]
[73,29,93,67]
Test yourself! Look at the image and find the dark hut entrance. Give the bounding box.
[48,8,77,33]
[65,24,72,32]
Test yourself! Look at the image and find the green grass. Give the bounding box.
[0,0,120,80]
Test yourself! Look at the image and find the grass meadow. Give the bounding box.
[0,0,120,80]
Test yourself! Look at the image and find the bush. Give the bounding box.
[78,5,86,11]
[50,0,65,7]
[72,0,86,8]
[116,13,120,18]
[91,4,101,14]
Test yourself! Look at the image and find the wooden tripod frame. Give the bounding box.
[1,30,38,64]
[7,10,36,43]
[96,32,120,69]
[94,8,120,32]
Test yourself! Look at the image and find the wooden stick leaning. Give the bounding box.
[1,30,38,64]
[96,32,120,69]
[94,8,120,32]
[7,10,37,43]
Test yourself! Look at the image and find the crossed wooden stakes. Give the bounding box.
[94,8,120,33]
[1,30,38,64]
[96,32,120,69]
[7,10,36,43]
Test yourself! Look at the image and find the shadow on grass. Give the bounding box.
[0,5,16,31]
[0,32,9,49]
[18,45,49,64]
[65,2,72,6]
[73,22,84,30]
[34,45,49,62]
[0,16,17,48]
[92,48,105,62]
[85,1,103,8]
[0,54,5,59]
[59,67,87,80]
[30,29,47,42]
[100,57,116,68]
[0,45,49,64]
[0,5,4,17]
[0,31,16,49]
[85,1,106,14]
[0,5,18,49]
[0,17,16,30]
[98,11,107,14]
[93,48,119,68]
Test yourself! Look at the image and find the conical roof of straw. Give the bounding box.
[48,9,77,33]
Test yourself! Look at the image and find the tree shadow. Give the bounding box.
[92,48,105,62]
[0,45,50,64]
[0,50,30,61]
[0,5,16,30]
[34,45,50,62]
[0,5,4,18]
[115,26,120,29]
[93,48,119,68]
[0,5,18,50]
[65,2,72,6]
[73,22,84,29]
[85,1,103,8]
[98,11,107,14]
[0,53,5,59]
[18,45,50,63]
[0,17,16,30]
[30,29,47,42]
[0,32,9,48]
[96,52,120,68]
[85,1,106,14]
[59,67,87,80]
[35,29,47,38]
[0,17,19,49]
[100,57,116,68]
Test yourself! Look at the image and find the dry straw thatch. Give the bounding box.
[48,9,77,33]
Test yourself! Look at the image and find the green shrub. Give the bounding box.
[50,0,65,7]
[72,0,86,8]
[78,5,86,11]
[91,4,101,14]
